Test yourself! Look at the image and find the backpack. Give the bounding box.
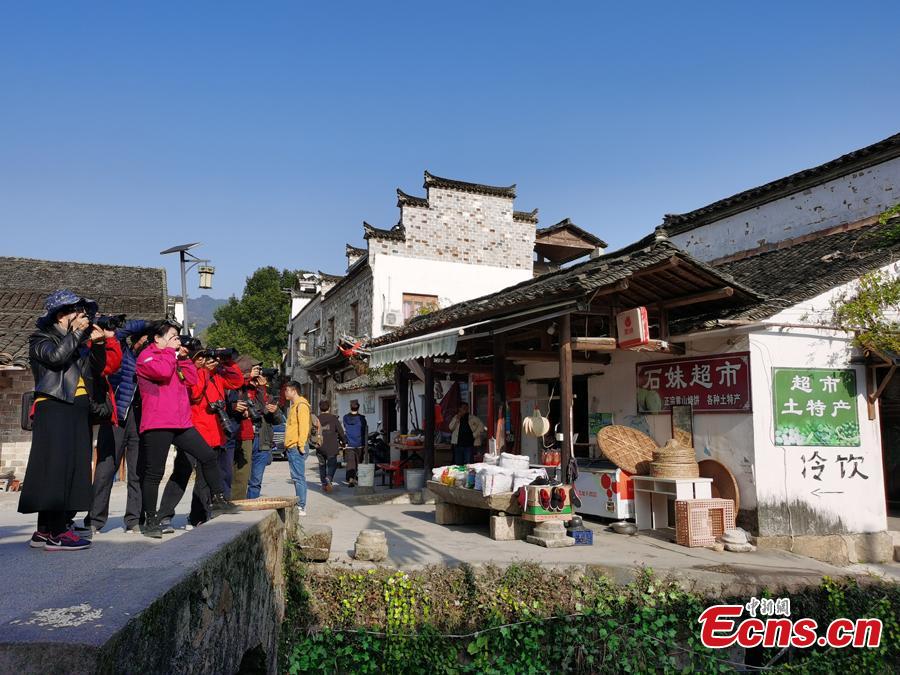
[308,413,324,449]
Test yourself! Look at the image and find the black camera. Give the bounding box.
[259,367,278,379]
[179,335,203,353]
[208,347,239,361]
[208,399,238,436]
[95,314,126,331]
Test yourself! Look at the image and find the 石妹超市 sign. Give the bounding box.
[635,352,751,413]
[772,368,860,447]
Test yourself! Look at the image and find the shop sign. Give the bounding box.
[636,352,751,413]
[772,368,860,447]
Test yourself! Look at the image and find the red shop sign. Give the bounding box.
[635,352,752,413]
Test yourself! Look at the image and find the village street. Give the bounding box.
[2,459,898,632]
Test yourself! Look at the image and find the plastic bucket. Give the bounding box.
[357,463,375,488]
[405,468,425,491]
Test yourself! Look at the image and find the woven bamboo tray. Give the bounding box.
[597,426,655,475]
[231,497,298,511]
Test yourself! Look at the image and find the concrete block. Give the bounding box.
[353,529,388,562]
[489,514,532,541]
[434,501,485,526]
[296,524,332,562]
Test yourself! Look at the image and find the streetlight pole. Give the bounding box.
[160,242,215,335]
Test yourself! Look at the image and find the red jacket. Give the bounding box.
[237,385,261,441]
[102,338,123,424]
[188,362,243,448]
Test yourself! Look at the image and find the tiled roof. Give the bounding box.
[369,236,759,346]
[536,218,608,248]
[674,218,900,331]
[424,171,516,199]
[0,256,168,366]
[363,221,406,241]
[396,189,429,208]
[663,132,900,235]
[346,244,367,257]
[514,209,539,224]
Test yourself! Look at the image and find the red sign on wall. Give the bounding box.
[635,352,752,413]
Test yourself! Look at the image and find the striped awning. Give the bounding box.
[368,322,486,368]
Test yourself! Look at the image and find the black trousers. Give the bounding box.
[37,511,68,536]
[344,446,364,481]
[141,428,224,517]
[87,410,142,529]
[159,448,215,525]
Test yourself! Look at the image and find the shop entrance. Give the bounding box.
[381,396,397,437]
[879,371,900,518]
[547,376,590,458]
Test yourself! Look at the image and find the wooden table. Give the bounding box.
[632,476,713,530]
[427,480,530,541]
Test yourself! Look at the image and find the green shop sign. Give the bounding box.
[772,368,860,447]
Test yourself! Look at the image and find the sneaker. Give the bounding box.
[160,518,175,534]
[30,531,51,548]
[45,530,92,551]
[124,525,139,534]
[297,508,307,516]
[73,522,94,536]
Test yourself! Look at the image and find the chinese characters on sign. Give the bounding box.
[800,451,869,481]
[772,368,860,447]
[636,353,752,413]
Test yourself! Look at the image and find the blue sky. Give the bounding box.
[2,1,899,298]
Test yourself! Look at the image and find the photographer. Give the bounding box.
[19,290,106,551]
[225,360,264,500]
[136,321,239,538]
[157,343,243,529]
[83,316,149,535]
[247,368,284,499]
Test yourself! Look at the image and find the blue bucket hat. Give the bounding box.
[37,289,98,328]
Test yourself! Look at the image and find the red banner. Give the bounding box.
[635,352,752,413]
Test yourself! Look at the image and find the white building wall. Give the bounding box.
[748,328,886,535]
[670,156,900,262]
[370,253,532,338]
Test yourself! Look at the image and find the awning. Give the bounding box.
[368,322,487,368]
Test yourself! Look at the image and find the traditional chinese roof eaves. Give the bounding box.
[536,218,608,248]
[363,221,406,242]
[514,209,539,224]
[663,132,900,236]
[396,188,429,208]
[305,348,349,373]
[335,370,395,392]
[369,236,759,347]
[672,218,900,333]
[424,171,517,199]
[346,244,367,258]
[317,271,345,284]
[0,256,168,364]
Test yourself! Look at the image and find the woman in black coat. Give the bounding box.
[19,290,106,551]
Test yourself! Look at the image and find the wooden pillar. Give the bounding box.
[424,357,435,475]
[559,313,574,477]
[397,362,409,434]
[492,334,507,451]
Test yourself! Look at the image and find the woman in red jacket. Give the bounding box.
[137,321,238,538]
[158,346,243,530]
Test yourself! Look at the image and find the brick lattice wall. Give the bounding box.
[370,187,535,269]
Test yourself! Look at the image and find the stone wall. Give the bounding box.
[0,368,33,476]
[322,266,374,341]
[368,187,535,271]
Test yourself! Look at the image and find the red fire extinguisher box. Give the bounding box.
[616,307,649,348]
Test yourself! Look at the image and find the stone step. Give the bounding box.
[890,531,900,562]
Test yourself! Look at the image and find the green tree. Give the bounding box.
[206,266,299,366]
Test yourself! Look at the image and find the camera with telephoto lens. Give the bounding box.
[95,314,126,331]
[259,367,278,379]
[207,347,239,361]
[207,399,237,436]
[179,335,203,353]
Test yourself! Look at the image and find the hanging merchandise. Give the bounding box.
[522,407,551,437]
[616,307,650,348]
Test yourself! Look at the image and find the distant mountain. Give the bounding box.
[187,295,228,335]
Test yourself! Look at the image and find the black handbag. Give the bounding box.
[89,392,114,425]
[20,391,35,431]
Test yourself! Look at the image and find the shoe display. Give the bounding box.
[539,488,551,510]
[210,493,240,515]
[30,531,51,548]
[45,530,92,551]
[160,518,175,534]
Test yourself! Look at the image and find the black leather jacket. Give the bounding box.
[29,323,106,404]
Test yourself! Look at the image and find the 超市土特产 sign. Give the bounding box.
[772,368,860,447]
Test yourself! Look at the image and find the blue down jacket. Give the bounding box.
[108,319,148,423]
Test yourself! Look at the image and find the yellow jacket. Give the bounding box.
[284,397,311,453]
